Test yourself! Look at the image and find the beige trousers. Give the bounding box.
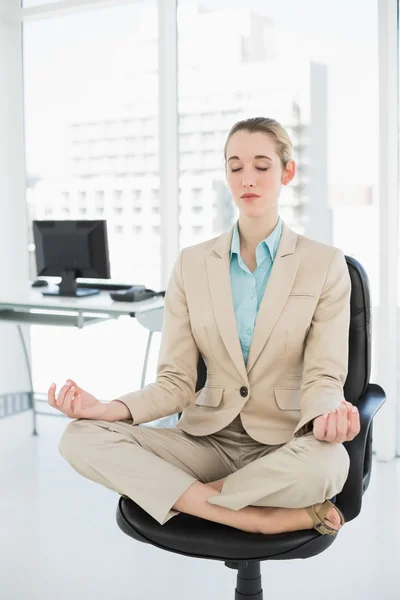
[59,414,350,526]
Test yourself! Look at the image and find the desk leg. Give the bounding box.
[141,331,153,389]
[17,325,38,436]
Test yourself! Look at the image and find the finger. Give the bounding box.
[336,402,348,442]
[349,405,360,439]
[62,386,76,415]
[57,382,73,409]
[73,393,82,416]
[48,384,57,407]
[66,379,83,395]
[345,402,354,435]
[313,414,328,440]
[343,402,359,440]
[66,379,82,391]
[325,409,338,442]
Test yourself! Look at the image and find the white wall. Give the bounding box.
[0,0,31,395]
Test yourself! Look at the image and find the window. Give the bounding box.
[177,0,380,410]
[177,0,379,275]
[24,1,160,287]
[23,1,160,401]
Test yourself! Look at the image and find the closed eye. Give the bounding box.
[231,167,268,172]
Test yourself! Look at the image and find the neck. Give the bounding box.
[238,213,279,253]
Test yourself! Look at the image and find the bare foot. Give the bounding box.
[204,482,342,535]
[302,504,343,533]
[257,505,343,535]
[315,504,342,531]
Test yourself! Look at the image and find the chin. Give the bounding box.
[238,198,277,219]
[240,206,266,218]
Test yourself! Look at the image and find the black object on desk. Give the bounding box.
[31,279,48,288]
[77,281,140,292]
[110,287,165,302]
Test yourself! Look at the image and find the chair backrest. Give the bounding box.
[196,255,372,405]
[343,256,371,402]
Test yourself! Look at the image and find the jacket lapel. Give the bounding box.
[206,222,298,382]
[246,222,298,374]
[206,229,249,385]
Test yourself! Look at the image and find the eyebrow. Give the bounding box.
[227,155,273,162]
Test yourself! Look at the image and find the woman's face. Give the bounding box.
[225,130,295,219]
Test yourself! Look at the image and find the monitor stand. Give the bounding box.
[42,269,100,297]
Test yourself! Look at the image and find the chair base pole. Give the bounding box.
[225,561,263,599]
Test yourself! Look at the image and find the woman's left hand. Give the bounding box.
[313,400,360,443]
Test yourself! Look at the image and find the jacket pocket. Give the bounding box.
[274,388,301,410]
[195,386,224,407]
[289,292,315,297]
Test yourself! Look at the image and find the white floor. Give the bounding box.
[1,411,399,600]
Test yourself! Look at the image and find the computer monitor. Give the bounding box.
[33,220,111,297]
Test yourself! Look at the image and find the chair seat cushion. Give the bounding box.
[117,498,336,562]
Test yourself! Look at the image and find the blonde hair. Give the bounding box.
[224,117,293,168]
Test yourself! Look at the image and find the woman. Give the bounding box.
[49,117,360,536]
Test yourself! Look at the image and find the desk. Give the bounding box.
[0,286,164,435]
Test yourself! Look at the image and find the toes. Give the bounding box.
[325,507,342,530]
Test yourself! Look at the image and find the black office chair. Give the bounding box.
[116,256,386,599]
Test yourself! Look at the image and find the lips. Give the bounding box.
[241,194,260,199]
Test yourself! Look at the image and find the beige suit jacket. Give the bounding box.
[118,222,351,445]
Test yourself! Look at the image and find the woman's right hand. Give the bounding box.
[48,379,107,420]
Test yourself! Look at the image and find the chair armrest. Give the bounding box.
[336,383,386,522]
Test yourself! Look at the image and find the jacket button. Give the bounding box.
[240,386,248,398]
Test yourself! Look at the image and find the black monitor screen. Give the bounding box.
[33,220,111,296]
[41,232,93,270]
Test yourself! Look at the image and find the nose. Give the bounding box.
[242,178,255,188]
[240,165,257,189]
